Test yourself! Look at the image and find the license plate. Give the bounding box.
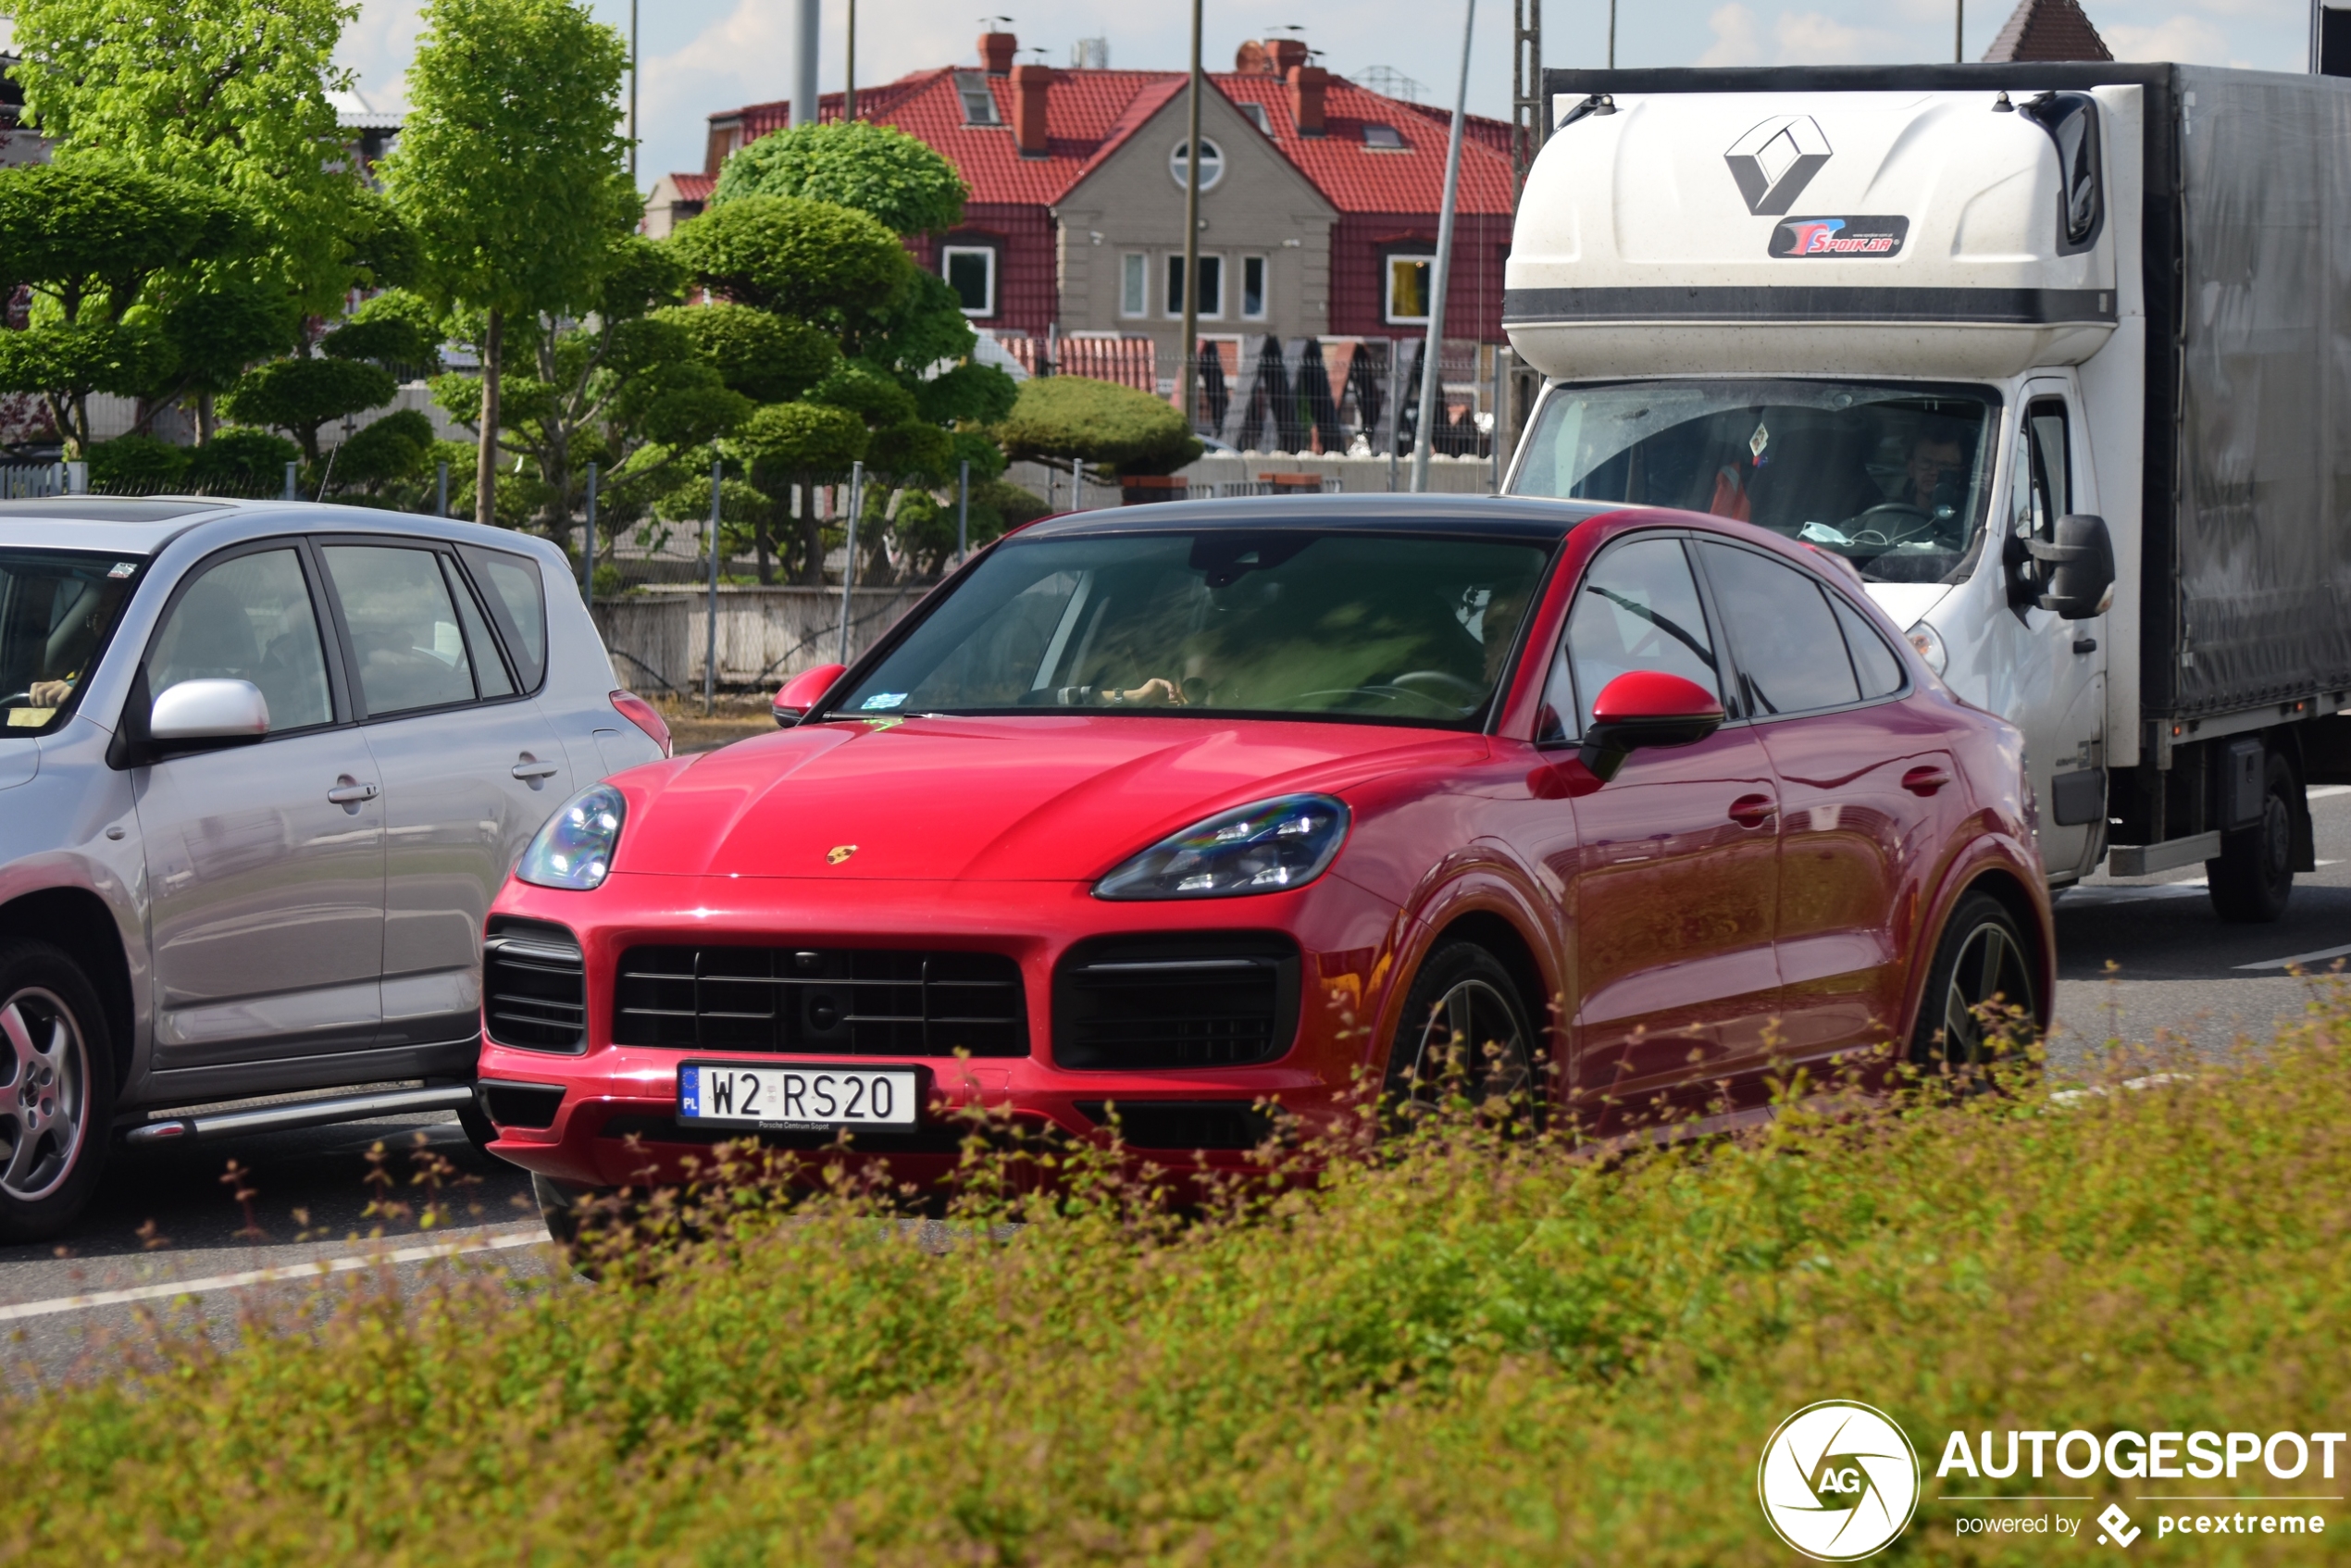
[677,1063,919,1129]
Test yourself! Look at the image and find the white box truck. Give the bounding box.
[1503,61,2351,921]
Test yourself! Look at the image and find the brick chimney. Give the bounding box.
[1287,65,1328,137]
[979,30,1016,75]
[1013,63,1054,156]
[1267,38,1310,74]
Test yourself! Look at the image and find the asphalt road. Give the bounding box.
[6,786,2347,1387]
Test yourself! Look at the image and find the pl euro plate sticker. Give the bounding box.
[1770,216,1910,258]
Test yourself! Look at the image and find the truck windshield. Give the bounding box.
[0,550,143,737]
[1511,380,2000,584]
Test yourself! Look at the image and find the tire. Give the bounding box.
[0,942,114,1242]
[1384,942,1537,1126]
[532,1172,595,1248]
[2208,750,2295,924]
[1909,891,2040,1074]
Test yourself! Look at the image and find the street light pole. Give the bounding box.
[1178,0,1204,436]
[1956,0,1965,61]
[628,0,639,183]
[846,0,857,118]
[1412,0,1477,493]
[791,0,819,127]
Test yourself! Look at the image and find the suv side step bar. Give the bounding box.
[123,1085,478,1147]
[2107,831,2222,877]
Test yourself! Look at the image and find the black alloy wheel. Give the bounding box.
[2208,749,2296,924]
[1910,892,2039,1075]
[1385,942,1538,1127]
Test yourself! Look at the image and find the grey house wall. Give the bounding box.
[1051,87,1337,381]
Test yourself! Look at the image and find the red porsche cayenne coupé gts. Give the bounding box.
[474,497,2050,1228]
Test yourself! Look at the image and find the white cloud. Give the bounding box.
[2104,13,2234,60]
[1773,9,1894,60]
[1698,5,1768,66]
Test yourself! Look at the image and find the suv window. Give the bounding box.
[321,544,490,717]
[1696,541,1860,716]
[458,546,546,690]
[148,548,333,732]
[1830,593,1906,700]
[1542,535,1723,741]
[1,550,142,735]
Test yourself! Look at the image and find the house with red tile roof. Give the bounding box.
[645,31,1516,449]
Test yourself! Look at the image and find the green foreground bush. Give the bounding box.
[7,1011,2351,1564]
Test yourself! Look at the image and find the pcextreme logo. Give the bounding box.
[1759,1401,1922,1561]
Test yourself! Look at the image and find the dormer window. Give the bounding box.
[1239,102,1273,137]
[956,70,1001,127]
[1362,123,1406,150]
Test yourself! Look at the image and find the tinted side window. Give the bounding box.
[459,546,546,690]
[148,548,333,731]
[1543,536,1722,740]
[1831,594,1906,700]
[1697,541,1860,716]
[446,559,516,698]
[321,544,479,716]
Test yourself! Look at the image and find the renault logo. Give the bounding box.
[1726,115,1833,215]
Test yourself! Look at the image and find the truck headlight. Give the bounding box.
[1094,794,1350,900]
[517,784,626,890]
[1907,619,1949,677]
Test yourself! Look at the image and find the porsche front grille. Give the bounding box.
[611,946,1028,1057]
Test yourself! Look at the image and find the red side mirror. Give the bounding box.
[1581,671,1725,782]
[774,663,848,727]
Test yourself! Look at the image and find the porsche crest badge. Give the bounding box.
[827,844,858,865]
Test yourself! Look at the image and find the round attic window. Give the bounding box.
[1170,138,1225,191]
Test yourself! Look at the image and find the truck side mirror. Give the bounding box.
[2029,514,2115,620]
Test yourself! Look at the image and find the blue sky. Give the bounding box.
[8,0,2317,189]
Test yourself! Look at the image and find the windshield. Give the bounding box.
[0,550,142,737]
[1511,380,2000,584]
[836,531,1552,727]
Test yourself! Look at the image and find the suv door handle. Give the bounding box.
[1902,765,1952,797]
[1728,793,1776,828]
[326,779,379,804]
[511,758,561,781]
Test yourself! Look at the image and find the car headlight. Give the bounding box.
[1094,794,1350,901]
[517,783,626,890]
[1906,619,1949,678]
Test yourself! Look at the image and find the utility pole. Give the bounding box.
[1609,0,1617,68]
[628,0,640,182]
[792,0,819,127]
[1412,0,1476,493]
[1178,0,1205,437]
[1511,0,1542,200]
[846,0,857,118]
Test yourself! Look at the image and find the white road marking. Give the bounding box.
[0,1227,545,1324]
[2236,942,2351,973]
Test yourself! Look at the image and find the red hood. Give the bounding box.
[614,715,1485,882]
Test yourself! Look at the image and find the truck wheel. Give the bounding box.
[1910,892,2039,1074]
[0,942,114,1242]
[1385,942,1536,1126]
[2208,750,2295,924]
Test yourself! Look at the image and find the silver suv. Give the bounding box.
[0,497,667,1238]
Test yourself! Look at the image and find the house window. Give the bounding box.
[1386,253,1435,323]
[1121,253,1148,317]
[1362,123,1406,150]
[1164,254,1224,318]
[1170,138,1225,191]
[942,245,997,316]
[955,70,1001,126]
[1241,255,1267,318]
[1239,102,1273,137]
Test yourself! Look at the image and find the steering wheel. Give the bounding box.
[1845,503,1934,546]
[0,691,31,707]
[1387,669,1485,706]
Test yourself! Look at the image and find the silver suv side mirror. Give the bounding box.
[150,678,270,742]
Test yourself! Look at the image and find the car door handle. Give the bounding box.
[326,779,379,804]
[1728,793,1776,828]
[1902,765,1952,797]
[511,759,561,781]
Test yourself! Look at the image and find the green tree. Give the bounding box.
[323,407,438,499]
[998,376,1202,477]
[220,355,397,464]
[382,0,633,527]
[710,120,967,236]
[721,400,867,585]
[656,304,840,404]
[6,0,372,315]
[185,427,301,492]
[667,196,908,322]
[0,161,242,454]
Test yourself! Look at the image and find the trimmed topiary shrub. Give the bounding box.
[996,375,1203,477]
